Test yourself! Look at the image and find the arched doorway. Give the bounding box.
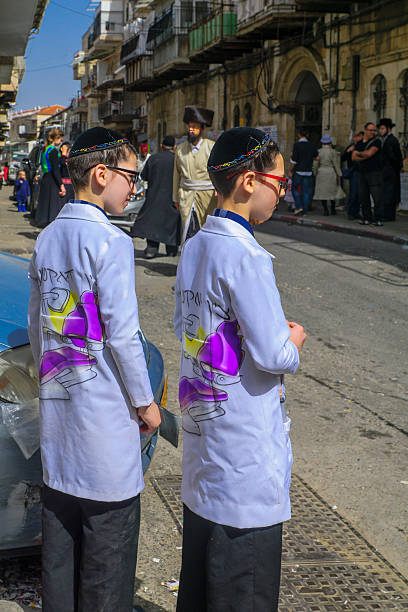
[294,72,322,147]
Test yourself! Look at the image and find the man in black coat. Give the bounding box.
[378,118,403,221]
[131,135,180,258]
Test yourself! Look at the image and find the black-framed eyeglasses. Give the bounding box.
[83,164,139,185]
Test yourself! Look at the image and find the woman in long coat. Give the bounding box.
[313,134,345,215]
[35,128,65,227]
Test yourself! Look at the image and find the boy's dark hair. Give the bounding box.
[67,142,136,192]
[209,140,280,198]
[364,121,375,129]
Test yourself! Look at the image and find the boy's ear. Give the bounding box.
[93,164,109,188]
[240,171,256,195]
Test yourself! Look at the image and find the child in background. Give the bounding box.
[15,170,30,212]
[174,127,307,612]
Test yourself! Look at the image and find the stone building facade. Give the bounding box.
[144,0,408,160]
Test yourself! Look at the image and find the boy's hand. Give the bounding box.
[287,321,307,351]
[138,401,161,433]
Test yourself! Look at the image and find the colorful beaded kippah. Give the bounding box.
[69,138,129,157]
[208,133,270,172]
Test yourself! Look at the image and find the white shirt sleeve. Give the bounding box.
[27,252,42,372]
[95,233,153,408]
[230,250,299,374]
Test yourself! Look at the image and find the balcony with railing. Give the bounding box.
[146,4,205,80]
[73,51,86,80]
[237,0,355,38]
[189,3,256,63]
[126,55,167,91]
[72,95,88,112]
[98,92,136,123]
[87,0,123,58]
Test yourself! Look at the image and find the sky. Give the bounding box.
[14,0,95,112]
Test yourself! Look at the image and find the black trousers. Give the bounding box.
[147,238,178,255]
[42,484,140,612]
[176,504,283,612]
[359,171,384,222]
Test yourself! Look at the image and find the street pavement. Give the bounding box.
[272,202,408,245]
[0,185,407,610]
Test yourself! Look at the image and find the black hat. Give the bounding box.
[183,105,214,127]
[162,135,175,147]
[69,127,129,158]
[207,127,270,173]
[377,117,395,129]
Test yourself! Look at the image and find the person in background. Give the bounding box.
[378,118,403,222]
[137,142,150,173]
[173,105,216,239]
[352,122,383,226]
[131,135,180,259]
[289,128,319,216]
[3,162,8,185]
[59,141,74,207]
[35,128,65,227]
[341,131,364,220]
[14,170,30,212]
[313,134,345,216]
[0,165,3,190]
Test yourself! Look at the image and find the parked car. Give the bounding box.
[0,251,177,555]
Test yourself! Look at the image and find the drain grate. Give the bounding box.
[151,474,408,611]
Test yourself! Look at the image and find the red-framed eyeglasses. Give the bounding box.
[226,169,289,192]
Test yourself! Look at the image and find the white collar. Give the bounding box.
[191,138,203,152]
[56,200,112,225]
[200,215,275,258]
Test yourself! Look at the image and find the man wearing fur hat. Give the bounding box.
[173,106,216,238]
[378,118,403,221]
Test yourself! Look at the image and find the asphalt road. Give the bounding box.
[256,219,408,575]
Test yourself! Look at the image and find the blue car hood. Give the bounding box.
[0,252,30,351]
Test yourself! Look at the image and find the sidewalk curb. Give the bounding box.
[271,213,408,246]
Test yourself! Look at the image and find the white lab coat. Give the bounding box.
[174,215,299,528]
[28,201,153,502]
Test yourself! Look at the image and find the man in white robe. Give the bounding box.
[173,106,216,238]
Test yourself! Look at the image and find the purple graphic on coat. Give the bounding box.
[179,319,244,435]
[39,290,105,400]
[198,320,244,382]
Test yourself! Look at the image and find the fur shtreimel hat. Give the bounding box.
[183,105,214,127]
[207,127,270,173]
[69,127,128,158]
[377,117,395,129]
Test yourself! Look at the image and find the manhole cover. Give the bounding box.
[151,474,408,610]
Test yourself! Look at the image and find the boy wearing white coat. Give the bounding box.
[174,127,306,611]
[28,127,161,612]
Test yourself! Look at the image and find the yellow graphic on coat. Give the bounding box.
[184,326,207,359]
[46,289,78,334]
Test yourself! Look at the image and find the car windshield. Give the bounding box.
[12,154,26,162]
